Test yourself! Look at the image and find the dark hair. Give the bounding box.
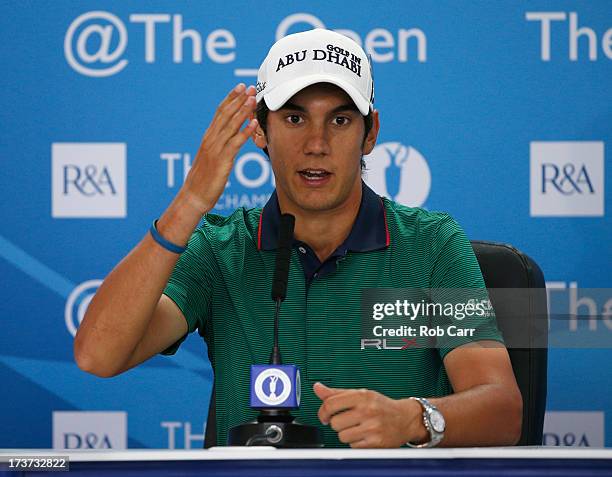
[256,100,373,170]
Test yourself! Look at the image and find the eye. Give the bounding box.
[332,116,350,126]
[285,114,303,125]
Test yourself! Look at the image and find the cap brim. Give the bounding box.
[263,74,370,115]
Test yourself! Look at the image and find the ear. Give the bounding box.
[251,113,268,150]
[362,109,380,156]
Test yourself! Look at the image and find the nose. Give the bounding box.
[303,122,331,156]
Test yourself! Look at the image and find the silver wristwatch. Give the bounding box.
[406,397,446,448]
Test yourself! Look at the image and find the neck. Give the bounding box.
[277,182,362,262]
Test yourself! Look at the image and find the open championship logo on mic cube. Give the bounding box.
[250,365,301,408]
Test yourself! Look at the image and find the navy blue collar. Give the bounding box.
[257,181,390,252]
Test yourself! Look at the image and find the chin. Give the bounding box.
[295,196,345,212]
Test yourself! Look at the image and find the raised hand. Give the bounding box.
[183,83,259,214]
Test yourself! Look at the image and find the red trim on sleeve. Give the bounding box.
[380,198,391,247]
[257,209,264,250]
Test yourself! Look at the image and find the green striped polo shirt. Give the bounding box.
[162,182,503,447]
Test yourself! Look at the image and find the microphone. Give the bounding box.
[270,214,294,365]
[227,214,323,447]
[271,213,294,301]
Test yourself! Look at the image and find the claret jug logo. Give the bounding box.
[254,368,294,406]
[363,142,431,207]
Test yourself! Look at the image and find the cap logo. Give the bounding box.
[275,49,307,72]
[275,43,362,78]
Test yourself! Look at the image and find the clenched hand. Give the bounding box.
[314,382,427,448]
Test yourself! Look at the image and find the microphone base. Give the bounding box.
[228,420,324,448]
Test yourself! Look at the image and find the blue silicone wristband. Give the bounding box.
[149,220,187,254]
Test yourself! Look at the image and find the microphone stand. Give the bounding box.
[255,300,294,426]
[227,214,323,447]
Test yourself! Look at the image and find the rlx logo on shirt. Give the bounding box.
[360,338,418,350]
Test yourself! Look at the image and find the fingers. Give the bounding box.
[337,423,367,445]
[318,389,367,424]
[209,84,257,138]
[349,438,371,449]
[313,382,344,401]
[218,83,246,111]
[221,93,258,144]
[226,118,259,152]
[329,408,362,433]
[340,421,385,448]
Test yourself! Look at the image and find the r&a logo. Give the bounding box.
[543,411,604,447]
[52,142,126,218]
[52,411,127,450]
[541,163,595,195]
[530,141,604,217]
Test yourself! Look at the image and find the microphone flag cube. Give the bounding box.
[250,364,301,409]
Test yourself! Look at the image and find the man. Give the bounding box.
[74,29,522,448]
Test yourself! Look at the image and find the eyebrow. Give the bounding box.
[279,102,360,114]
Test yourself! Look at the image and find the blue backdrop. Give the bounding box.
[1,0,610,449]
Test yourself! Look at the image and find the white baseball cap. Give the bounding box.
[256,28,374,115]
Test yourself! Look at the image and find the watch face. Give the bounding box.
[430,410,446,433]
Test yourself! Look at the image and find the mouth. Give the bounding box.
[297,168,332,181]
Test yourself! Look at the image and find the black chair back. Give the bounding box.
[471,240,548,445]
